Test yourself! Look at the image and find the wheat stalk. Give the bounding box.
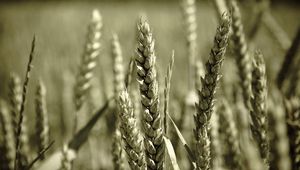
[230,0,252,110]
[135,17,164,169]
[0,101,15,170]
[118,90,146,170]
[218,100,242,170]
[181,0,197,90]
[163,51,175,134]
[250,51,270,167]
[194,12,231,170]
[14,37,35,170]
[35,80,50,160]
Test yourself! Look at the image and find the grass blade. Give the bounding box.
[163,136,180,170]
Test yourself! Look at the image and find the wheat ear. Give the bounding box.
[181,0,197,90]
[35,80,50,160]
[269,101,292,170]
[73,10,102,134]
[218,100,242,170]
[194,12,231,170]
[111,33,126,170]
[118,90,146,170]
[230,0,252,110]
[74,9,102,110]
[8,73,22,140]
[112,34,125,97]
[284,97,300,169]
[250,51,270,167]
[163,51,175,134]
[0,101,15,170]
[135,18,164,169]
[14,37,35,170]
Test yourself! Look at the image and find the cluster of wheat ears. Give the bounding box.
[0,0,299,170]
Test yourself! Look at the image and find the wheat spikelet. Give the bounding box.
[35,80,50,160]
[195,60,205,91]
[181,0,197,90]
[111,33,127,170]
[163,51,174,134]
[74,9,102,111]
[250,51,270,167]
[193,12,231,170]
[230,0,252,110]
[14,37,35,170]
[0,101,15,170]
[118,90,146,170]
[135,18,164,169]
[269,101,291,170]
[218,100,242,169]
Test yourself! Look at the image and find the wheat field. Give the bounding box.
[0,0,299,170]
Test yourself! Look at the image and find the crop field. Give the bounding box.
[0,0,299,170]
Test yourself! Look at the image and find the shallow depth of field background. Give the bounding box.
[0,1,299,169]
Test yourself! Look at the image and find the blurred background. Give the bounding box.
[0,0,299,169]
